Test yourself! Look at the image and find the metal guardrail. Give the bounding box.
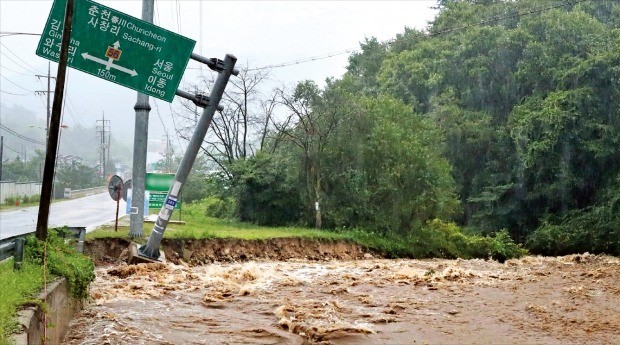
[0,227,86,270]
[65,186,106,199]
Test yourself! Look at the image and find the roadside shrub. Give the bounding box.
[527,208,620,256]
[346,220,526,261]
[204,196,236,219]
[21,195,29,204]
[4,196,17,206]
[183,197,236,220]
[423,220,527,261]
[24,227,95,299]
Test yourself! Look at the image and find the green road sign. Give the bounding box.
[145,172,175,192]
[36,0,195,102]
[149,192,180,209]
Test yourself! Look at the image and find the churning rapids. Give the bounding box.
[64,253,620,344]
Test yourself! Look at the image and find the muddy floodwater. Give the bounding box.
[64,254,620,344]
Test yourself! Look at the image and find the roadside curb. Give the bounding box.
[10,278,82,345]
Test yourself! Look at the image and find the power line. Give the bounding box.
[0,63,35,76]
[0,90,30,96]
[0,124,45,145]
[175,0,182,34]
[35,91,48,113]
[169,103,185,156]
[0,32,40,37]
[0,50,39,75]
[66,95,84,127]
[0,75,34,93]
[62,69,85,127]
[246,49,357,72]
[155,0,162,26]
[153,99,167,130]
[428,0,586,36]
[246,0,587,72]
[2,142,23,155]
[0,42,43,74]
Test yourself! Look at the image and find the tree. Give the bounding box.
[55,159,100,190]
[230,152,302,226]
[320,94,459,233]
[174,66,279,179]
[275,81,342,228]
[1,149,45,182]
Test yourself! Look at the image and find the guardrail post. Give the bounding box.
[76,227,86,253]
[13,238,25,271]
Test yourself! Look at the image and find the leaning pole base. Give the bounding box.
[127,242,166,265]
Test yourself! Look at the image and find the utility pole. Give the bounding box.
[129,0,154,238]
[36,0,74,241]
[96,113,111,178]
[35,62,55,139]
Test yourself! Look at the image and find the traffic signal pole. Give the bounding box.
[136,54,237,260]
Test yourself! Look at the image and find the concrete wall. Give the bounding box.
[0,182,41,204]
[11,278,82,345]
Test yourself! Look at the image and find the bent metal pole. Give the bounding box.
[139,54,237,260]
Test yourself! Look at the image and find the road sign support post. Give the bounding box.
[137,54,237,260]
[37,0,195,238]
[36,0,74,241]
[129,0,154,238]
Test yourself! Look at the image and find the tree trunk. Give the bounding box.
[314,177,322,229]
[307,160,322,228]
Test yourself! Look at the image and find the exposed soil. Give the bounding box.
[66,239,620,344]
[84,238,374,265]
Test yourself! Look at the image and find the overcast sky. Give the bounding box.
[0,0,438,154]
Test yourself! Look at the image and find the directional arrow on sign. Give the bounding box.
[37,0,196,102]
[81,51,138,77]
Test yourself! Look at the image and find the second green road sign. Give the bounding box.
[36,0,195,102]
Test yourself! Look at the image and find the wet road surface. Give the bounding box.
[0,192,124,239]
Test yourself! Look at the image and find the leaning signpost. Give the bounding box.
[137,54,237,262]
[37,0,238,263]
[36,0,195,102]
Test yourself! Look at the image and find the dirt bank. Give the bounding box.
[71,239,620,344]
[84,237,375,265]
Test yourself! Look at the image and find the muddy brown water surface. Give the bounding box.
[64,239,620,344]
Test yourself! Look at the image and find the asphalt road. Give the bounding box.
[0,192,126,239]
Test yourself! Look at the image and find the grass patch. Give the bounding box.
[89,216,349,241]
[0,228,95,344]
[0,261,44,345]
[0,202,40,212]
[89,208,526,261]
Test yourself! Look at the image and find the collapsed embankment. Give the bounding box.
[85,237,378,266]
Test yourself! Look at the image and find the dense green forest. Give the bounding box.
[189,0,620,257]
